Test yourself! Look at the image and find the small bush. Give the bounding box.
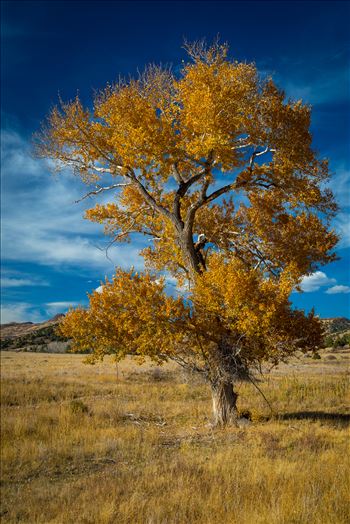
[323,333,350,349]
[69,400,89,415]
[335,334,350,347]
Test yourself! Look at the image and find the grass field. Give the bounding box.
[1,350,349,523]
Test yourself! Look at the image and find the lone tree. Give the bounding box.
[36,41,338,425]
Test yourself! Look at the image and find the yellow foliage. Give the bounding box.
[191,254,322,365]
[60,269,191,364]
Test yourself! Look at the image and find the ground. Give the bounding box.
[1,348,349,523]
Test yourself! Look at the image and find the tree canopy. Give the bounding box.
[36,41,338,425]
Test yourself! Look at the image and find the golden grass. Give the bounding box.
[1,351,349,523]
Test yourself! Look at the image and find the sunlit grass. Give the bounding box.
[1,351,349,523]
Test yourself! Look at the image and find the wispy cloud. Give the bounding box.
[45,301,81,315]
[1,277,49,288]
[0,303,44,324]
[325,285,350,295]
[0,299,84,324]
[283,71,348,106]
[333,213,350,249]
[1,129,144,271]
[275,52,349,107]
[329,166,350,209]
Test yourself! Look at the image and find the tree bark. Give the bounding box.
[211,381,238,426]
[179,232,201,275]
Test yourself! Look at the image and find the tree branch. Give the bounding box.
[75,183,132,203]
[55,154,122,175]
[173,162,185,184]
[74,121,121,168]
[188,146,278,211]
[204,183,236,205]
[183,153,214,227]
[249,146,274,173]
[167,354,208,376]
[128,168,180,228]
[231,137,252,150]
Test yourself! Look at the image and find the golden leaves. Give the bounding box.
[175,60,259,169]
[37,41,319,179]
[60,269,191,363]
[191,253,322,361]
[241,191,338,275]
[39,40,336,370]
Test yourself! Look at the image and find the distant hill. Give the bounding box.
[320,317,350,348]
[0,314,70,353]
[320,317,350,335]
[1,315,349,353]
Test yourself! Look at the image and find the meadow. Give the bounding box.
[1,349,349,524]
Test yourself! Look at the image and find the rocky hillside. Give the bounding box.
[320,317,350,349]
[320,317,350,335]
[0,314,70,353]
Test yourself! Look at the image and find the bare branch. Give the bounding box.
[75,183,132,203]
[91,165,124,173]
[249,146,272,173]
[54,155,122,175]
[246,374,275,415]
[232,143,252,150]
[168,354,208,376]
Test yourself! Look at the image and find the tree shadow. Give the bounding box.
[277,411,350,427]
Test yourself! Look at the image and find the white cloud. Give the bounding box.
[299,271,336,292]
[46,301,80,308]
[162,274,190,296]
[325,285,350,295]
[1,129,49,179]
[1,277,49,288]
[1,129,144,271]
[45,301,81,316]
[0,303,44,324]
[0,300,83,324]
[3,231,139,269]
[299,271,350,295]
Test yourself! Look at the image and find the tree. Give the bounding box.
[36,41,338,425]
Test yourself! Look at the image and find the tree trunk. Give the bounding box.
[179,233,201,276]
[211,381,238,426]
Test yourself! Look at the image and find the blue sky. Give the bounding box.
[1,0,349,323]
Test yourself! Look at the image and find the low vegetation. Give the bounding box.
[1,350,349,523]
[323,332,350,349]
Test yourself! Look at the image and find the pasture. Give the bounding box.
[1,350,349,523]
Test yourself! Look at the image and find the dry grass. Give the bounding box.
[1,350,349,524]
